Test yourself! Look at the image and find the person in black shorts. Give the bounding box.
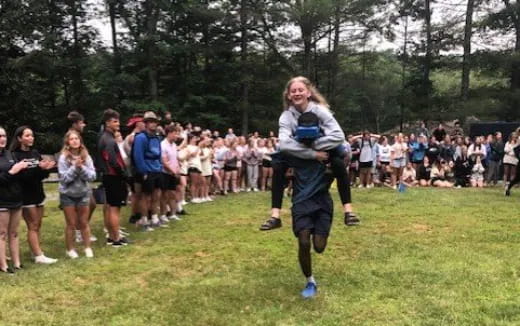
[132,111,165,229]
[260,77,359,231]
[11,126,58,263]
[97,109,128,247]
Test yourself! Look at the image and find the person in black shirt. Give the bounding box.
[425,136,440,163]
[417,156,432,187]
[10,126,57,264]
[349,135,360,186]
[433,123,447,143]
[97,109,128,247]
[0,127,29,272]
[454,145,471,187]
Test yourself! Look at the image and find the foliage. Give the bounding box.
[0,0,519,153]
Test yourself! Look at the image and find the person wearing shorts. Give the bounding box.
[160,125,181,222]
[132,111,164,229]
[58,130,97,258]
[0,126,28,272]
[11,126,58,264]
[97,109,128,247]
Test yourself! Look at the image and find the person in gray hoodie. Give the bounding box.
[58,130,97,259]
[260,76,360,231]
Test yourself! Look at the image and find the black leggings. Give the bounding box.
[298,230,328,277]
[507,164,520,190]
[271,155,352,209]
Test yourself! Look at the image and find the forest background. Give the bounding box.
[1,0,520,152]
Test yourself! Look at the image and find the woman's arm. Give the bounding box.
[278,111,317,160]
[313,109,345,151]
[79,156,97,182]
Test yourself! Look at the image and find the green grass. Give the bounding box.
[1,185,520,325]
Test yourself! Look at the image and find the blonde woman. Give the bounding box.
[58,130,97,258]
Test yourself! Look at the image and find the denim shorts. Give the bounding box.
[60,192,90,207]
[392,157,406,168]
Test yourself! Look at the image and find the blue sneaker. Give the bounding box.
[301,282,317,299]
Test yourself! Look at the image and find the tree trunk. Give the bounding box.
[240,0,249,136]
[144,0,159,101]
[108,0,121,75]
[424,0,432,86]
[461,0,474,100]
[299,0,313,77]
[400,14,409,132]
[329,5,341,108]
[70,0,83,107]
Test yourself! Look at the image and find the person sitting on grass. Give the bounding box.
[470,156,485,188]
[401,161,418,187]
[454,145,471,188]
[417,155,432,187]
[430,159,453,188]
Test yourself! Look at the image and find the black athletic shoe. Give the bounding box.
[106,238,114,246]
[111,240,125,247]
[505,188,511,197]
[177,210,188,215]
[259,217,282,231]
[119,237,130,245]
[128,214,140,224]
[345,212,360,226]
[0,267,14,274]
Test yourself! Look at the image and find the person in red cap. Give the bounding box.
[123,114,145,225]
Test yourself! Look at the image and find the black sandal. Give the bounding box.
[259,217,282,231]
[345,212,360,226]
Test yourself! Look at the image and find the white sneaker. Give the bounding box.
[84,248,94,258]
[35,254,58,264]
[205,197,213,202]
[358,184,364,188]
[66,249,79,259]
[191,198,202,204]
[253,188,259,192]
[75,230,82,243]
[159,215,170,223]
[90,234,98,242]
[119,229,130,237]
[151,215,161,225]
[170,215,182,221]
[182,200,188,205]
[246,188,251,192]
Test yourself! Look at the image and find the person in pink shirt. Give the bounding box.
[160,125,181,222]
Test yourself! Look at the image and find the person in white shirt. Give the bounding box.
[503,133,518,189]
[186,135,204,203]
[352,131,380,188]
[390,133,408,189]
[199,137,214,202]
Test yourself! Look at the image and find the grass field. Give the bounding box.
[1,185,520,325]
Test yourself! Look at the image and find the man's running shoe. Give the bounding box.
[301,282,317,299]
[259,217,282,231]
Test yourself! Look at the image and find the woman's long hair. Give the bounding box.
[61,130,89,162]
[9,126,31,151]
[283,76,329,110]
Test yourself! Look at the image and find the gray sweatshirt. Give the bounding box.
[278,101,345,160]
[58,154,97,197]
